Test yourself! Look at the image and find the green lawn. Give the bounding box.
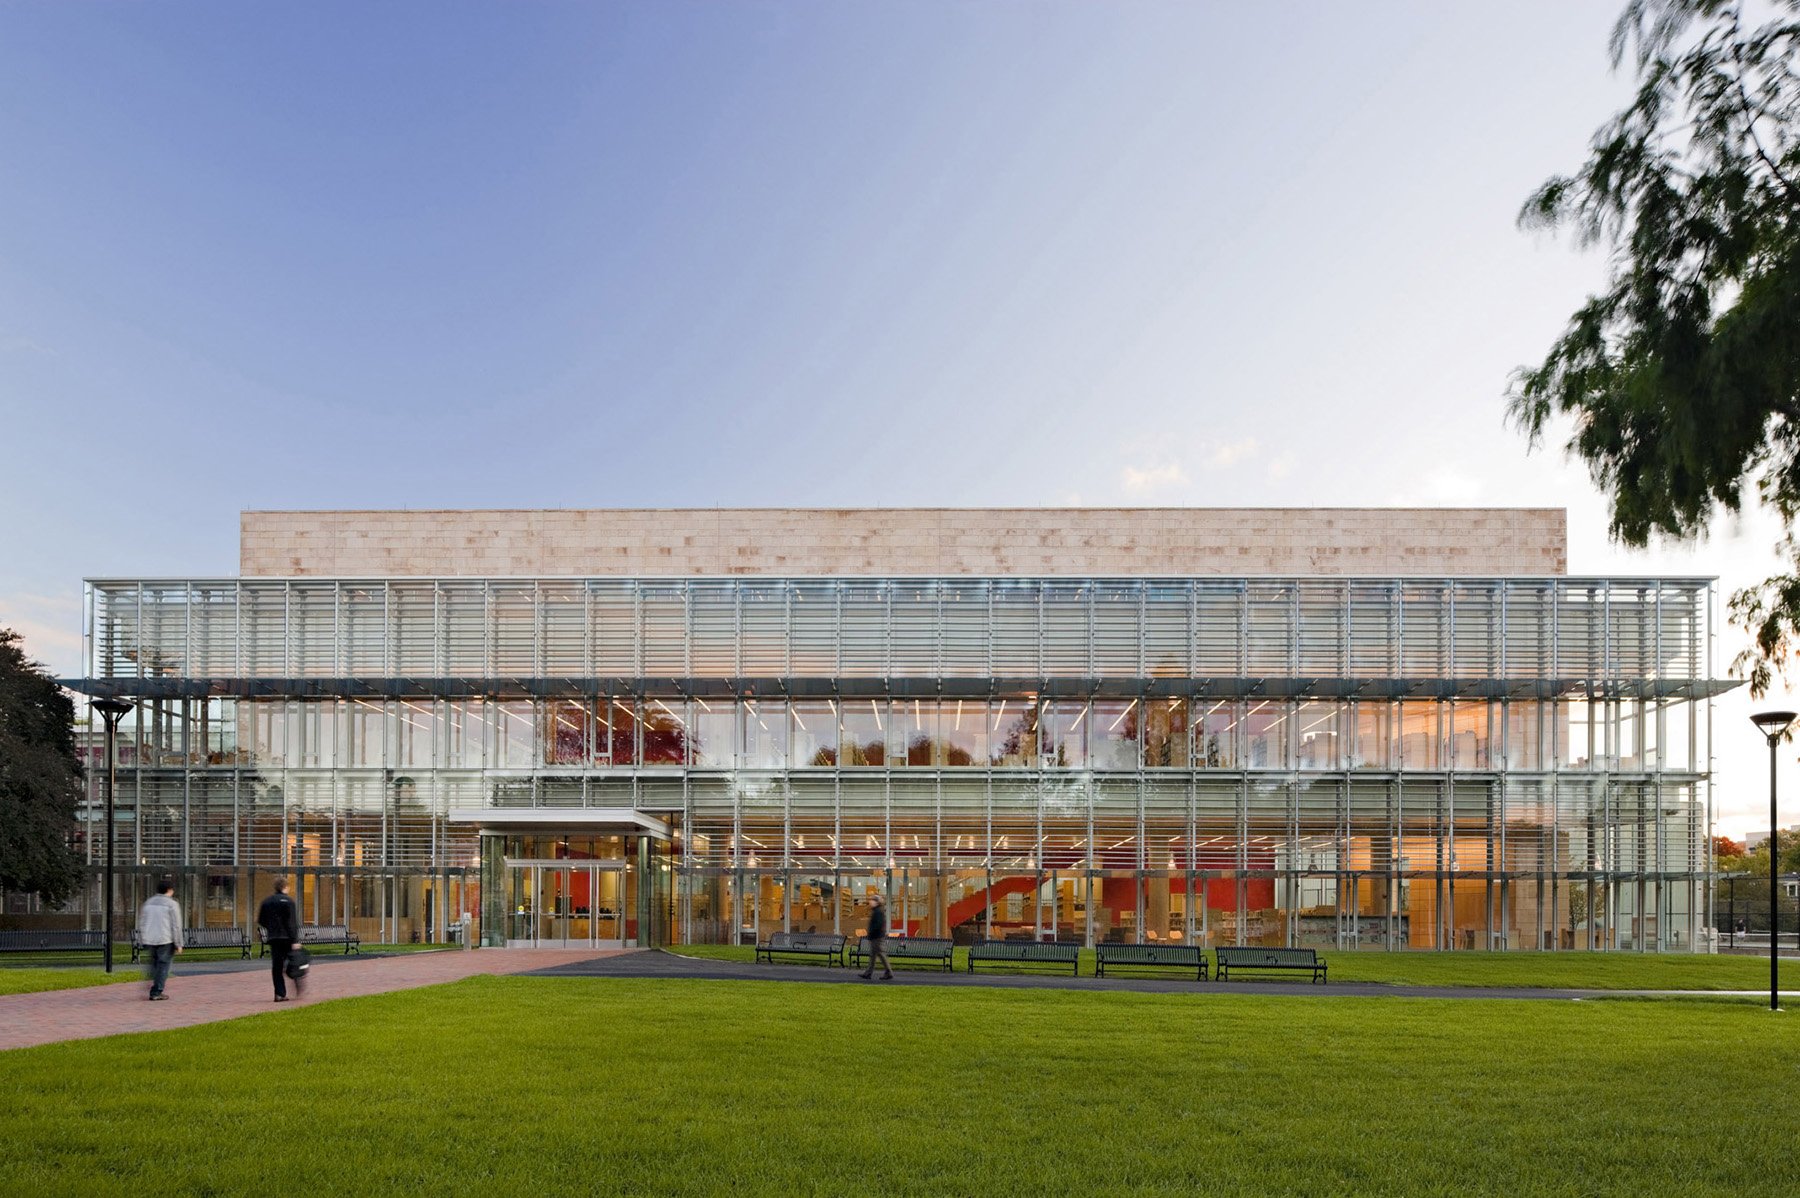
[672,942,1785,990]
[0,968,135,996]
[2,976,1797,1195]
[0,943,458,995]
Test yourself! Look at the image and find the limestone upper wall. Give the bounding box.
[239,508,1567,577]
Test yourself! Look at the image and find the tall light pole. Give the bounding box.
[92,697,134,974]
[1751,710,1795,1013]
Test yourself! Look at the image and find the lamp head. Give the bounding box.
[1751,710,1797,741]
[92,698,134,719]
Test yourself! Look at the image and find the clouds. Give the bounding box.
[1121,461,1189,494]
[1384,465,1485,507]
[0,592,82,676]
[1115,437,1270,500]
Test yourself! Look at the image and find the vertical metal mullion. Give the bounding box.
[1188,582,1198,681]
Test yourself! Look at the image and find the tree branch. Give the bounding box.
[1730,2,1800,213]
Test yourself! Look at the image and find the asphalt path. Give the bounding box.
[521,949,1677,1000]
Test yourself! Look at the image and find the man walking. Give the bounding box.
[859,892,893,981]
[257,877,302,1002]
[137,879,183,1000]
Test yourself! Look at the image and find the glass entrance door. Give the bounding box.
[507,861,630,948]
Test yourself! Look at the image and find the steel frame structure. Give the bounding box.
[57,573,1729,952]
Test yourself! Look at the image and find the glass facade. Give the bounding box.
[57,574,1726,951]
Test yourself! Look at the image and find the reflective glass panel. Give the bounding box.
[690,701,735,768]
[741,700,788,769]
[840,700,885,767]
[1090,700,1139,769]
[941,699,985,766]
[600,699,637,765]
[989,697,1037,767]
[1143,698,1188,768]
[491,702,534,769]
[892,698,938,766]
[1041,701,1087,768]
[1194,700,1235,768]
[791,701,838,767]
[1295,703,1340,769]
[642,699,688,765]
[1244,702,1288,768]
[543,700,587,766]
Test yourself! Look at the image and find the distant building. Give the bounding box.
[43,507,1735,951]
[1742,824,1800,851]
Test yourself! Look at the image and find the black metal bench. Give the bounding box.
[0,930,106,956]
[755,931,846,967]
[967,939,1081,976]
[1094,942,1208,980]
[1214,946,1327,983]
[259,924,362,956]
[850,936,953,971]
[131,926,253,963]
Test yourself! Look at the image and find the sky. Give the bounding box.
[0,1,1793,835]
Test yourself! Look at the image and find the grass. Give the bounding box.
[671,942,1786,990]
[0,943,458,995]
[2,976,1799,1195]
[0,968,135,996]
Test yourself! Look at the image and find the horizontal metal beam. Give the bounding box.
[61,674,1742,701]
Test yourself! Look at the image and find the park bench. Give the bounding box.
[1213,946,1327,983]
[849,936,954,972]
[1094,942,1208,981]
[966,939,1081,976]
[754,931,846,967]
[0,930,106,957]
[259,924,362,956]
[131,926,253,963]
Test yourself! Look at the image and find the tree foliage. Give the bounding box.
[1510,0,1800,693]
[0,628,86,905]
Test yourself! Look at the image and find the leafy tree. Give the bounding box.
[1727,833,1800,875]
[1510,0,1800,692]
[0,628,86,905]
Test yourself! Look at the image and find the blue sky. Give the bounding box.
[0,2,1790,831]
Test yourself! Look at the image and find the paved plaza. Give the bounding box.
[0,948,605,1052]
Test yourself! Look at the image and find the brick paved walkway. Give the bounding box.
[0,948,613,1052]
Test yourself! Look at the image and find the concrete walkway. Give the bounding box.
[0,948,608,1052]
[526,949,1800,1002]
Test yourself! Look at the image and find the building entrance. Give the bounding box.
[509,860,629,947]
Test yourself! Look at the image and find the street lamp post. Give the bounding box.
[1751,710,1796,1013]
[92,697,134,974]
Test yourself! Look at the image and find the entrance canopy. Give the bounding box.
[447,807,671,839]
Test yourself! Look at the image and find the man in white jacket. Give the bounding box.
[137,880,184,1000]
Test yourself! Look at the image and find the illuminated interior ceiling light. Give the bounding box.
[694,696,712,712]
[791,709,807,731]
[1107,700,1137,732]
[1297,710,1338,735]
[994,699,1007,721]
[871,699,883,730]
[1069,706,1087,730]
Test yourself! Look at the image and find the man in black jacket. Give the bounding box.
[257,877,302,1002]
[859,893,893,981]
